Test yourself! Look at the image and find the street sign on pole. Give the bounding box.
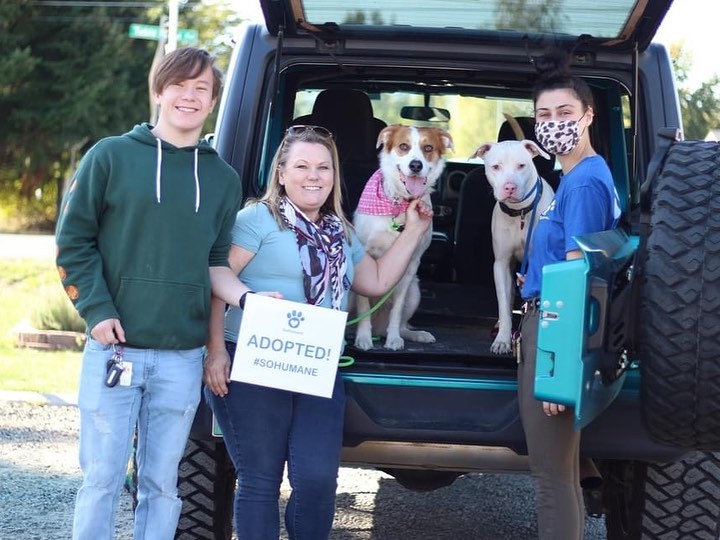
[129,23,162,40]
[168,0,179,52]
[128,24,198,45]
[176,29,199,44]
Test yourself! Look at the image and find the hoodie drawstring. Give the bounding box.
[193,148,200,213]
[154,138,201,213]
[155,138,162,204]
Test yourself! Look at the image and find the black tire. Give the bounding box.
[602,451,720,540]
[639,141,720,449]
[381,468,461,492]
[175,438,236,540]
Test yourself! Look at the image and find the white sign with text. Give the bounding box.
[230,294,348,398]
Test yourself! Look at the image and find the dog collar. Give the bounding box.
[356,169,411,218]
[498,177,543,230]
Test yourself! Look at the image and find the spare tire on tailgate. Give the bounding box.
[639,140,720,449]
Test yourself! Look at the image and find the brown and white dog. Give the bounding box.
[473,139,554,354]
[353,124,453,350]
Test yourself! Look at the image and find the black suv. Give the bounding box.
[175,1,720,538]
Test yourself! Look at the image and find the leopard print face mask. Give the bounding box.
[534,115,586,156]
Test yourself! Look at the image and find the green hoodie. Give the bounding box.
[56,123,241,349]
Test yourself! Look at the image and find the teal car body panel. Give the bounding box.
[536,229,639,429]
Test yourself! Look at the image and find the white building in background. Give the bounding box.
[704,129,720,141]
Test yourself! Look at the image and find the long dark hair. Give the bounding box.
[532,48,594,111]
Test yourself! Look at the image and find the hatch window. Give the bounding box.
[296,0,640,39]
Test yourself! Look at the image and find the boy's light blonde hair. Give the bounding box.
[153,47,223,100]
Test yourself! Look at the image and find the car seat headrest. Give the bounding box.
[308,89,379,161]
[497,114,556,179]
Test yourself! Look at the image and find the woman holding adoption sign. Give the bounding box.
[204,125,433,539]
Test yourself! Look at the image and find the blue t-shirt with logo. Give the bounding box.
[521,155,621,299]
[224,202,366,343]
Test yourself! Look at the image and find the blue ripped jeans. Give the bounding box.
[72,337,203,540]
[206,340,345,540]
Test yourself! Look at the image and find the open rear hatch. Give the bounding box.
[257,0,675,430]
[260,0,673,52]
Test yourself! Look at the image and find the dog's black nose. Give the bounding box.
[409,160,423,174]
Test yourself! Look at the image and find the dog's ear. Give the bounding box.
[440,129,454,152]
[376,125,398,150]
[472,142,493,159]
[522,139,551,160]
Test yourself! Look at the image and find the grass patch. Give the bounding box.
[0,258,82,394]
[0,348,81,394]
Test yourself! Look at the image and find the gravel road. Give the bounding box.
[0,400,608,539]
[0,234,607,537]
[0,401,134,539]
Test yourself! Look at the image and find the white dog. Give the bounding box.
[473,139,554,354]
[353,124,453,351]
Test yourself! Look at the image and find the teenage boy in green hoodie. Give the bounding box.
[56,47,245,540]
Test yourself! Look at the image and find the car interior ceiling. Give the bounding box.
[273,67,627,361]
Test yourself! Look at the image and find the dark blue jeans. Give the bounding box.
[205,340,345,540]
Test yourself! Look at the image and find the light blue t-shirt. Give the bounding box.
[521,155,621,299]
[224,203,366,342]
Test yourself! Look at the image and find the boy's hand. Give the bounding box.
[91,318,126,345]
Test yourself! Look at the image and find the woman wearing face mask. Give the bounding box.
[517,49,621,540]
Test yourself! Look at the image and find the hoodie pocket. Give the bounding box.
[115,277,208,348]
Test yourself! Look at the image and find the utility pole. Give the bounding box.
[148,16,167,124]
[136,1,183,122]
[149,0,178,123]
[167,0,179,53]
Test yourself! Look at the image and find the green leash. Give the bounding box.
[345,287,395,326]
[339,287,396,367]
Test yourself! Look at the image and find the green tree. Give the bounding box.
[668,41,720,140]
[1,0,156,225]
[681,76,720,140]
[0,0,243,231]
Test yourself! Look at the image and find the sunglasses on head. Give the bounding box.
[285,125,334,139]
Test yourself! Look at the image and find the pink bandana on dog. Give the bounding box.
[356,169,410,217]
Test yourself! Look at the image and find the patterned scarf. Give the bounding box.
[278,196,349,310]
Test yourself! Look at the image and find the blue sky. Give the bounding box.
[234,0,715,90]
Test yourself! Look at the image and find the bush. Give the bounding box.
[0,177,59,233]
[31,286,86,333]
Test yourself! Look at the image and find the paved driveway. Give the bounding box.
[0,233,55,259]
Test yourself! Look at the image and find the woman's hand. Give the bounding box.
[203,290,283,398]
[242,290,285,308]
[204,345,231,397]
[257,291,284,300]
[543,401,566,416]
[403,199,434,235]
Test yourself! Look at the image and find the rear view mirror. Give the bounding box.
[400,106,451,122]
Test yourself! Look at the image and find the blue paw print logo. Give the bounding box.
[287,310,305,329]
